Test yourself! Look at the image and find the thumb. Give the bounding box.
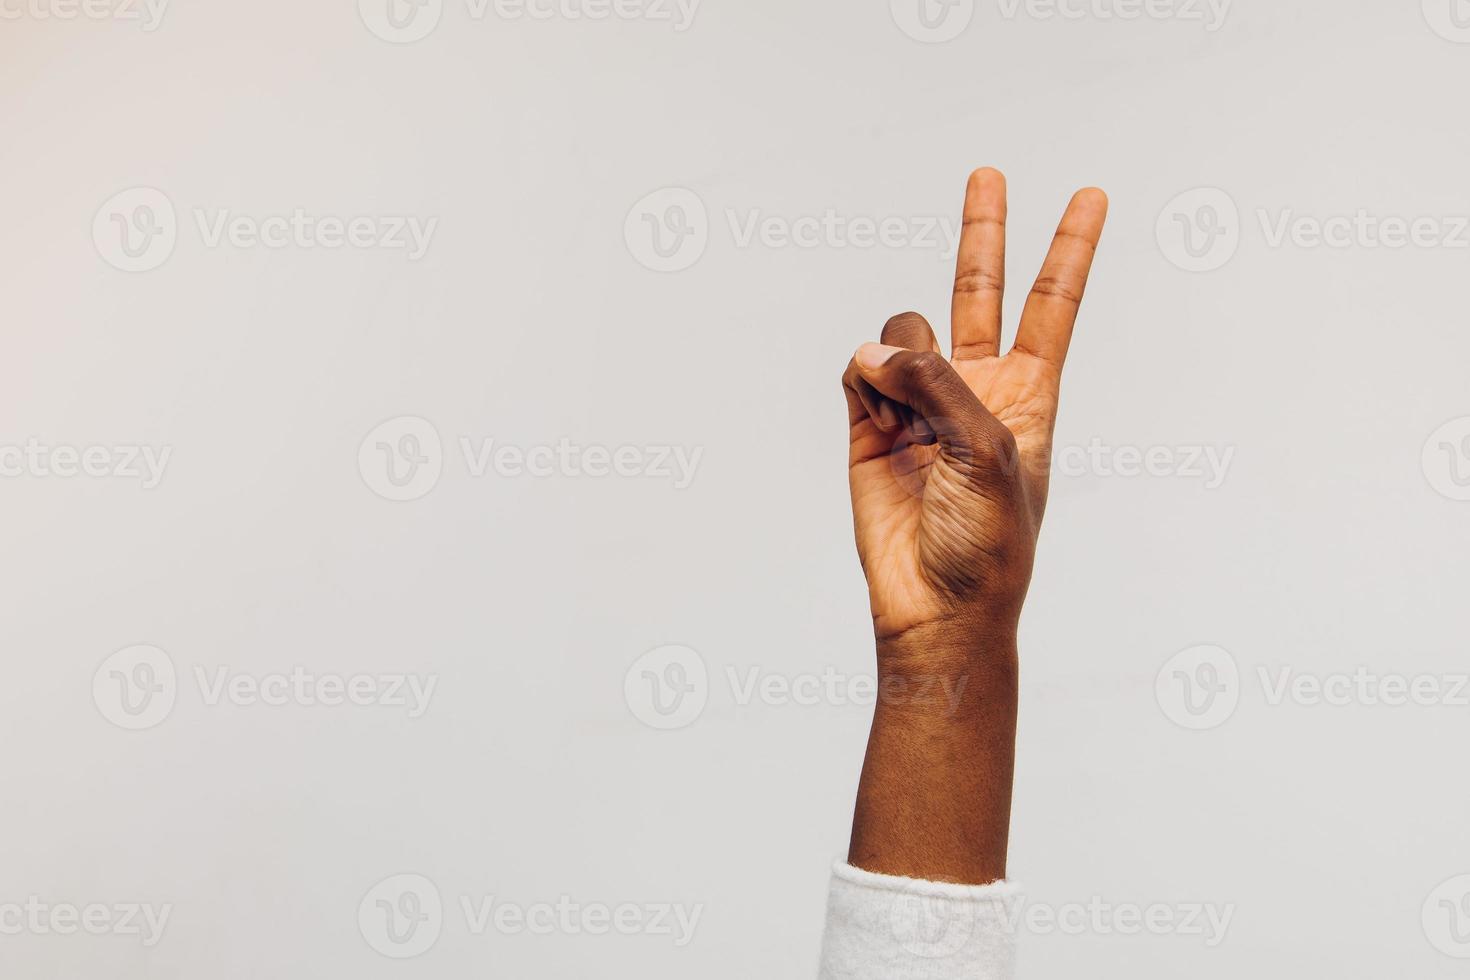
[852,342,988,422]
[852,343,1016,473]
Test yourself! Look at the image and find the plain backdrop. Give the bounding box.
[2,0,1468,976]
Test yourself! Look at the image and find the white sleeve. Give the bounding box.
[817,862,1020,980]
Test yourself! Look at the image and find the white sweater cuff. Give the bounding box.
[818,862,1020,980]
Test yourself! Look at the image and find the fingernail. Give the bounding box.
[876,400,899,431]
[856,343,902,370]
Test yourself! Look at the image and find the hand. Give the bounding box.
[843,169,1108,656]
[841,169,1107,884]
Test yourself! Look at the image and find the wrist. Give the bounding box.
[875,616,1020,691]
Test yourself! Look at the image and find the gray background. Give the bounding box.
[2,0,1468,976]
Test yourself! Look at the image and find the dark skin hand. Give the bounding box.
[841,168,1108,883]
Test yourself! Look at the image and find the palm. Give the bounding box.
[845,170,1107,638]
[954,354,1060,465]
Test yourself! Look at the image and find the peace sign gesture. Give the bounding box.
[842,169,1108,650]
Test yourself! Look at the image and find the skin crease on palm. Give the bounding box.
[840,168,1108,884]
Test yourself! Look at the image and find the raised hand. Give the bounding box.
[842,168,1108,652]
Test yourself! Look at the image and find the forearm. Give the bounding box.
[817,637,1020,979]
[847,633,1019,884]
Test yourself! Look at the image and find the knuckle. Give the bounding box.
[991,425,1019,457]
[901,350,949,386]
[1029,274,1084,305]
[953,269,1004,294]
[1052,229,1097,253]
